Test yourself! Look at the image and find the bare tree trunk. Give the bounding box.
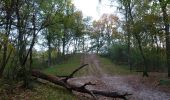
[48,38,52,66]
[74,37,78,53]
[82,36,85,53]
[31,64,131,100]
[125,6,132,71]
[30,49,33,72]
[0,5,13,77]
[57,39,61,56]
[62,33,66,56]
[127,1,148,77]
[136,35,148,77]
[159,0,170,77]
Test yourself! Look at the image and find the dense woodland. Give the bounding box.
[0,0,170,99]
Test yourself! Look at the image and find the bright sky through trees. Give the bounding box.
[73,0,118,20]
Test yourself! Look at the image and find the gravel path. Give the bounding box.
[69,54,170,100]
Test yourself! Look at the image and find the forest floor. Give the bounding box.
[1,54,170,100]
[68,54,170,100]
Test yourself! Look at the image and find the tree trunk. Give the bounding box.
[125,6,132,71]
[82,37,85,53]
[159,0,170,77]
[0,43,7,77]
[0,6,13,77]
[127,1,148,77]
[74,37,78,53]
[135,34,148,77]
[30,49,33,72]
[48,40,52,66]
[62,36,66,56]
[31,64,131,100]
[96,37,100,54]
[56,39,61,57]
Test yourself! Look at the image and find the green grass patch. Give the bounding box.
[30,82,76,100]
[99,56,135,75]
[159,79,170,86]
[43,54,81,76]
[0,81,76,100]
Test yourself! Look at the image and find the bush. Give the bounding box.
[107,44,128,64]
[106,44,166,72]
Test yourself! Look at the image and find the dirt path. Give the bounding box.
[82,54,105,77]
[70,54,170,100]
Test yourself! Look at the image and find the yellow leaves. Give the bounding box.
[143,14,159,24]
[3,36,8,44]
[100,14,119,24]
[8,43,14,52]
[132,21,143,34]
[0,33,8,45]
[92,14,119,34]
[0,32,15,55]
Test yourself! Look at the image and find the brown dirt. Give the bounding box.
[69,54,170,100]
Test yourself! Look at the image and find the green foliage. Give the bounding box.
[31,83,76,100]
[91,14,120,53]
[159,79,170,86]
[43,54,81,76]
[107,44,128,63]
[0,80,76,100]
[106,44,166,71]
[99,56,133,75]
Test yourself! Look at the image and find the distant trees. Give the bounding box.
[0,0,89,79]
[0,0,169,88]
[0,0,89,80]
[109,0,170,77]
[42,1,86,65]
[90,14,120,54]
[98,0,169,77]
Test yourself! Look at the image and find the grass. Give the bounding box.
[1,54,170,100]
[99,56,136,75]
[29,82,77,100]
[43,54,82,76]
[0,54,82,100]
[99,56,170,87]
[32,58,48,70]
[0,54,149,100]
[38,54,82,100]
[0,81,76,100]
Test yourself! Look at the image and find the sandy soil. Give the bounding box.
[69,54,170,100]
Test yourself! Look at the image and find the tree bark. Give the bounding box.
[125,5,132,71]
[31,65,131,100]
[127,1,148,77]
[159,0,170,77]
[62,37,66,56]
[47,36,52,66]
[0,1,13,77]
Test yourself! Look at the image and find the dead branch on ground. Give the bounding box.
[32,64,132,100]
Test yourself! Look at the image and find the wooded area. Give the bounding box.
[0,0,170,99]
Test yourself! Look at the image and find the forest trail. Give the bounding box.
[69,54,170,100]
[82,54,105,77]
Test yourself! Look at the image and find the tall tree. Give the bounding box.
[158,0,170,77]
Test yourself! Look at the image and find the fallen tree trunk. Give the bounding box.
[32,64,131,100]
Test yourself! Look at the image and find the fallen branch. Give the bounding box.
[64,64,88,82]
[32,67,132,100]
[80,82,96,88]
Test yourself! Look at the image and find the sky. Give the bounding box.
[73,0,118,20]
